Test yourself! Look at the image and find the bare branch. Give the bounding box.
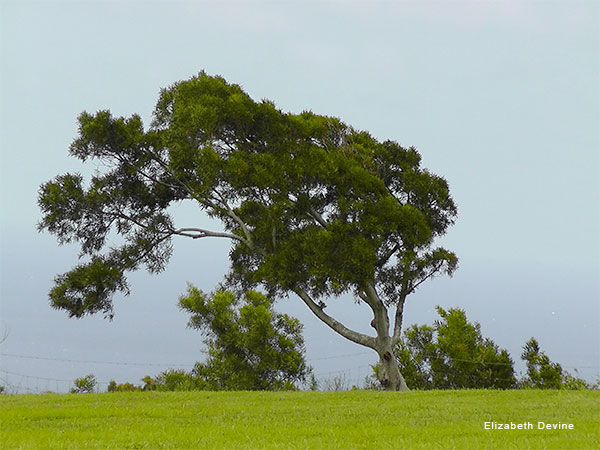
[389,260,446,343]
[377,243,400,268]
[364,283,391,340]
[407,261,445,296]
[392,297,406,343]
[171,227,245,242]
[294,288,376,349]
[144,149,206,206]
[211,191,255,249]
[308,207,328,228]
[112,210,160,233]
[135,168,183,192]
[357,290,369,303]
[364,283,385,310]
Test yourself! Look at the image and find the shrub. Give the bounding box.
[394,306,516,390]
[70,374,97,393]
[107,380,141,392]
[520,338,592,390]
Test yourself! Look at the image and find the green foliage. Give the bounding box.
[38,71,457,320]
[38,72,460,391]
[561,372,592,391]
[395,307,516,389]
[70,374,97,394]
[140,375,158,391]
[519,338,591,390]
[107,381,141,392]
[179,288,310,390]
[107,374,193,392]
[307,373,319,391]
[145,369,204,392]
[520,338,563,389]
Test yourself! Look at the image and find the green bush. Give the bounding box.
[179,288,311,391]
[107,380,141,392]
[394,306,517,390]
[70,374,97,393]
[520,338,591,390]
[153,369,207,391]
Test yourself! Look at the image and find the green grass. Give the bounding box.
[1,390,598,449]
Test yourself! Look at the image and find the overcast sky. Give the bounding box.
[1,0,598,393]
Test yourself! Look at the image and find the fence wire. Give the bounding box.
[0,350,598,394]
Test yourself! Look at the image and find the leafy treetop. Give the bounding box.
[39,72,457,319]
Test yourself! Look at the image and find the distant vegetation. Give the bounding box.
[388,307,595,391]
[393,306,516,390]
[105,287,310,393]
[70,374,97,394]
[67,305,594,395]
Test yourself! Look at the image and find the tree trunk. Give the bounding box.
[377,344,410,391]
[362,284,410,391]
[294,287,410,391]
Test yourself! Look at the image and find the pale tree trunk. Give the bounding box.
[294,286,410,391]
[376,342,409,391]
[366,284,410,391]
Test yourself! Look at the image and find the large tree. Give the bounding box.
[38,72,458,390]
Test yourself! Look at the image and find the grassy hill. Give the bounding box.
[1,389,598,449]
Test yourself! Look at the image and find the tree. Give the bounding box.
[180,288,309,390]
[38,72,458,390]
[394,306,516,389]
[520,338,564,389]
[70,374,97,393]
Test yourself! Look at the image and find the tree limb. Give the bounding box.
[364,283,391,340]
[407,261,445,296]
[210,191,255,249]
[377,242,400,268]
[112,210,162,234]
[134,167,183,192]
[145,149,206,205]
[293,287,376,349]
[308,207,328,228]
[392,297,406,343]
[171,227,245,242]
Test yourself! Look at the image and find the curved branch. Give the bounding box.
[171,227,245,242]
[293,287,376,349]
[210,191,255,249]
[364,283,391,341]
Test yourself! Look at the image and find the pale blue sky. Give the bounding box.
[1,0,598,392]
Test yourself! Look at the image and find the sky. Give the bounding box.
[0,0,598,393]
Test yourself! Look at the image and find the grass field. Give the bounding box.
[1,390,598,449]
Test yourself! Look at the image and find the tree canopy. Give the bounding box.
[38,72,458,390]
